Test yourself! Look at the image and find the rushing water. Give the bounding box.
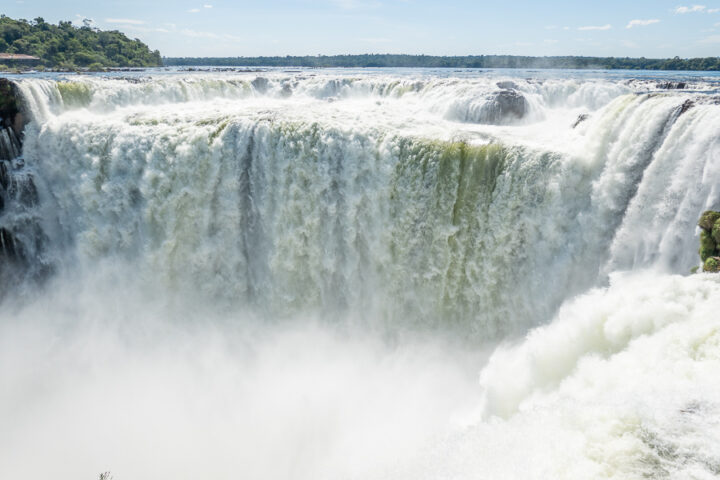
[1,69,720,479]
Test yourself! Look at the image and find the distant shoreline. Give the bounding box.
[163,54,720,72]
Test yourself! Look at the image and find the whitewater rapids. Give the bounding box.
[1,69,720,479]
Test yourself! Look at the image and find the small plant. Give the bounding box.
[99,472,113,480]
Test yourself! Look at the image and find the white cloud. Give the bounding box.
[544,25,557,30]
[358,37,392,43]
[578,24,612,31]
[700,34,720,42]
[105,18,146,25]
[626,19,660,28]
[675,5,706,13]
[331,0,382,9]
[180,28,219,38]
[188,8,201,13]
[709,7,720,12]
[543,39,559,44]
[203,4,213,8]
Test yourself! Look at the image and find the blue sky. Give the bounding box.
[4,1,720,57]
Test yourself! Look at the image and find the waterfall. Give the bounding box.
[2,71,720,480]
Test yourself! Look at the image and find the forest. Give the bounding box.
[164,54,720,71]
[0,15,161,70]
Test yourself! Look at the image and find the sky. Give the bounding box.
[4,0,720,58]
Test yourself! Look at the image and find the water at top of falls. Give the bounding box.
[2,69,720,480]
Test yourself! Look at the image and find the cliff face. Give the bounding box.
[0,78,25,158]
[0,78,48,293]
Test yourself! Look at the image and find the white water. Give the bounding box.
[2,70,720,479]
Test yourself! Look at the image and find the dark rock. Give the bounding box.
[496,81,518,90]
[657,82,687,90]
[476,90,528,125]
[572,114,590,128]
[678,99,695,116]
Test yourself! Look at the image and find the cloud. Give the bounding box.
[358,37,391,43]
[188,8,201,13]
[203,4,213,8]
[544,39,559,44]
[626,19,660,28]
[700,34,720,42]
[578,24,612,31]
[709,7,720,12]
[331,0,382,9]
[180,28,219,38]
[105,18,146,25]
[675,5,706,13]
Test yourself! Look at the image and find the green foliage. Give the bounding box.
[712,219,720,244]
[699,230,717,261]
[698,210,720,231]
[164,54,720,71]
[0,15,161,69]
[703,257,720,273]
[690,266,699,274]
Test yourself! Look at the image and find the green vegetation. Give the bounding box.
[699,230,716,261]
[164,54,720,71]
[696,210,720,272]
[0,15,161,70]
[704,257,720,273]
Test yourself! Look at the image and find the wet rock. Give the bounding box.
[280,83,293,98]
[496,81,518,90]
[656,82,687,90]
[477,90,528,125]
[678,99,695,116]
[572,114,590,128]
[251,77,269,93]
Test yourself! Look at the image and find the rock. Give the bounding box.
[657,82,687,90]
[280,83,293,98]
[496,81,518,90]
[699,230,717,261]
[698,210,720,231]
[704,256,720,273]
[251,77,269,94]
[572,114,590,128]
[678,99,694,116]
[479,90,528,125]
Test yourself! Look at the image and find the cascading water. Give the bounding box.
[2,70,720,480]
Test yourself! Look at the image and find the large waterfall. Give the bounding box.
[2,70,720,479]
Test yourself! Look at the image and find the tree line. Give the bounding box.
[164,54,720,71]
[0,15,161,70]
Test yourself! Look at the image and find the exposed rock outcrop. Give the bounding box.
[657,82,687,90]
[477,90,529,125]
